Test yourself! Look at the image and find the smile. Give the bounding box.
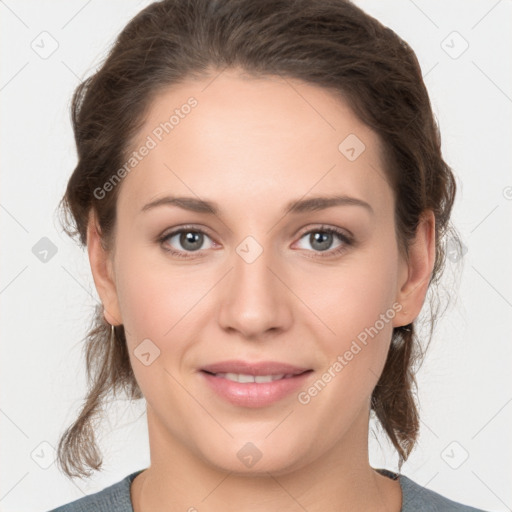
[200,369,313,408]
[209,372,295,383]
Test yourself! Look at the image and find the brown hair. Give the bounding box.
[56,0,463,478]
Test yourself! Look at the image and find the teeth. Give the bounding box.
[215,372,286,383]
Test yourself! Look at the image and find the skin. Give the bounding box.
[87,68,435,512]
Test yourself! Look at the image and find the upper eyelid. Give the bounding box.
[295,224,352,239]
[160,224,217,243]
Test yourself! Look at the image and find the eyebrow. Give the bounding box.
[140,194,374,216]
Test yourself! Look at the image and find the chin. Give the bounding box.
[196,436,309,476]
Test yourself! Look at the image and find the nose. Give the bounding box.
[217,243,293,340]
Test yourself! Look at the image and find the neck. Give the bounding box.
[131,404,402,512]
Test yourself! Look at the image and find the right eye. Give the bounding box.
[158,226,216,259]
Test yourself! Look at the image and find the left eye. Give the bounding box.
[295,227,351,254]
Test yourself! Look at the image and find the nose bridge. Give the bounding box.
[217,234,291,337]
[234,237,276,296]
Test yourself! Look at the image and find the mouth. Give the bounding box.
[200,369,312,383]
[198,361,314,408]
[200,359,312,376]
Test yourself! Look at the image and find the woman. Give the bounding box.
[49,0,490,510]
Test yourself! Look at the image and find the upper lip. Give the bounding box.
[200,360,312,376]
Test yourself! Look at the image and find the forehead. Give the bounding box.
[118,70,392,221]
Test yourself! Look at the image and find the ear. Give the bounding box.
[392,209,436,328]
[86,210,123,326]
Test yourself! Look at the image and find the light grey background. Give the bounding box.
[0,1,511,511]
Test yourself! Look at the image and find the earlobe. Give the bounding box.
[86,210,123,326]
[393,210,436,328]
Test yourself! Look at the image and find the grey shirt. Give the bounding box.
[48,468,491,511]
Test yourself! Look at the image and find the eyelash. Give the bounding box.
[157,224,353,260]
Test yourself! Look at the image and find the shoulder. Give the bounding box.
[46,470,144,512]
[377,469,492,512]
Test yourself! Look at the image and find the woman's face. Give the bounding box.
[91,69,431,475]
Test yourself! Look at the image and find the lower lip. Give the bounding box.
[200,370,313,408]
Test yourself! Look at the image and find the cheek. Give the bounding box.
[114,242,194,335]
[300,242,398,344]
[114,258,196,400]
[114,249,213,381]
[115,264,167,339]
[294,243,398,397]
